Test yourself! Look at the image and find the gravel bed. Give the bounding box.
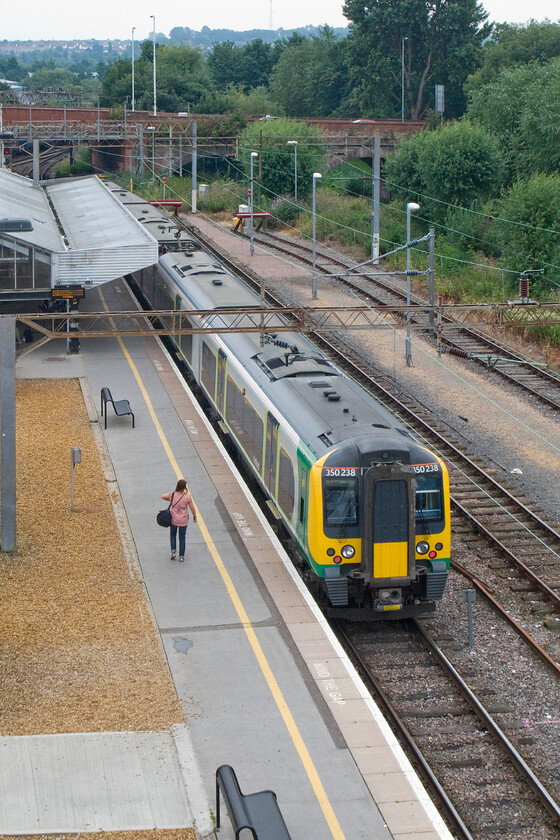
[0,379,183,735]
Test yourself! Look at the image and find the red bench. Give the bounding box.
[149,200,183,215]
[234,211,271,232]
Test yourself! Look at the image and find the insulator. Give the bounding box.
[447,346,470,359]
[519,277,530,298]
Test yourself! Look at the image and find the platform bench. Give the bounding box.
[233,211,271,232]
[149,199,182,215]
[216,765,292,840]
[100,387,134,429]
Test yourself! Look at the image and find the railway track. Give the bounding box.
[251,228,560,411]
[10,147,71,179]
[336,619,560,839]
[179,218,560,837]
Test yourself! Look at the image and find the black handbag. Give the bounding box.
[157,493,174,528]
[157,508,172,527]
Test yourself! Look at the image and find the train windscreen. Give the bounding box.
[324,478,358,527]
[415,471,443,523]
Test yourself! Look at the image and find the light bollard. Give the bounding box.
[71,446,81,512]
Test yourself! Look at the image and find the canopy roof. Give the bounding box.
[0,169,158,288]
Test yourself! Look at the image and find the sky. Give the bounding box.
[3,0,559,42]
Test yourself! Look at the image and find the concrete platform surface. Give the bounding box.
[0,729,193,833]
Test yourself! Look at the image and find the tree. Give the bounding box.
[27,66,80,91]
[239,119,326,201]
[269,27,355,117]
[208,39,284,92]
[494,173,560,288]
[465,21,560,94]
[0,56,25,83]
[385,121,504,220]
[343,0,491,119]
[467,57,560,182]
[100,42,211,111]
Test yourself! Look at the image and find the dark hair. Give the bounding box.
[175,478,187,492]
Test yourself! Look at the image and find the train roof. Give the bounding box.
[108,184,196,249]
[159,251,436,464]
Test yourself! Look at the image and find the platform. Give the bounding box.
[9,275,453,840]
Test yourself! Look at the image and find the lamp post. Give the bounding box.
[150,15,157,117]
[131,27,136,111]
[406,201,420,367]
[401,36,408,122]
[249,151,258,256]
[312,172,322,300]
[287,140,298,204]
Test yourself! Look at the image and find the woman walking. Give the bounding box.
[161,479,197,562]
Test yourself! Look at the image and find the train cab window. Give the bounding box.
[278,448,295,520]
[415,472,443,524]
[324,477,358,528]
[201,341,217,400]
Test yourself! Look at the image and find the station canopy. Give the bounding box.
[0,169,158,295]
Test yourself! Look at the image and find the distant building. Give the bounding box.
[0,79,23,91]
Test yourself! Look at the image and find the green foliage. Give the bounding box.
[196,181,241,214]
[269,27,354,118]
[494,173,560,288]
[27,66,81,91]
[52,148,93,178]
[208,39,284,92]
[298,191,372,253]
[343,0,490,119]
[324,159,372,197]
[445,201,499,258]
[466,62,534,181]
[467,57,560,182]
[384,122,504,222]
[465,21,560,93]
[269,197,301,226]
[238,119,327,201]
[101,43,211,111]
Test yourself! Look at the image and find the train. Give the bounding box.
[112,184,451,619]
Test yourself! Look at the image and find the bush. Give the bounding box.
[269,197,301,227]
[494,173,560,291]
[238,118,326,201]
[385,122,504,222]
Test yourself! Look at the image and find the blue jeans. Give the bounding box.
[170,524,187,557]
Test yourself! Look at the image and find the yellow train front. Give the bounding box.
[305,435,450,620]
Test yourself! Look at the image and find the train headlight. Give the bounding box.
[341,545,355,559]
[416,541,430,555]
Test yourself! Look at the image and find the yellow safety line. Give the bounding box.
[97,288,346,840]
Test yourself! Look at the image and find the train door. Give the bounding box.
[217,349,227,416]
[264,414,279,494]
[296,456,309,547]
[361,464,415,584]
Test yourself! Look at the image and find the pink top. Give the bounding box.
[161,491,197,527]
